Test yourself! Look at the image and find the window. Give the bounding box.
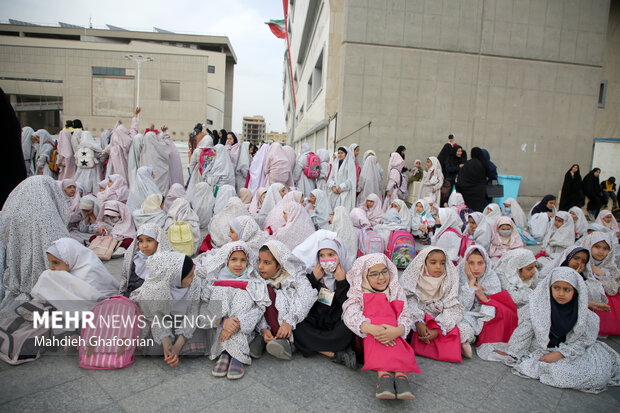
[161,81,180,101]
[598,80,608,108]
[92,66,126,76]
[312,51,323,98]
[307,76,313,107]
[208,65,215,74]
[206,119,213,125]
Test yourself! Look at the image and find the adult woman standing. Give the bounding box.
[444,145,467,187]
[582,168,604,218]
[559,164,584,211]
[455,147,489,212]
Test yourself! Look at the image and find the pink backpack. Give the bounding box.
[303,152,321,179]
[79,296,141,370]
[385,230,416,269]
[444,228,476,259]
[357,227,385,257]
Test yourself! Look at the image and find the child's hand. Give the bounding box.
[220,329,232,342]
[262,328,275,343]
[313,263,325,280]
[474,284,488,302]
[415,321,431,344]
[376,325,403,345]
[333,264,346,281]
[539,351,564,363]
[276,322,293,339]
[592,265,606,277]
[588,301,611,312]
[494,350,509,356]
[172,336,185,356]
[426,328,439,342]
[164,353,179,367]
[222,317,240,334]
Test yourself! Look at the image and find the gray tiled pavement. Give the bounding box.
[1,241,618,412]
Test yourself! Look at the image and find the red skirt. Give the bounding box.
[595,293,620,335]
[361,294,420,373]
[476,290,519,346]
[410,313,462,363]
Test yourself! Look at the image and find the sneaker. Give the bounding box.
[394,375,415,400]
[461,342,472,359]
[212,352,230,377]
[249,335,266,359]
[227,357,245,380]
[419,235,431,245]
[266,339,292,361]
[375,373,396,399]
[332,348,357,370]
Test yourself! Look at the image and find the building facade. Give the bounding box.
[283,0,618,205]
[265,131,287,143]
[0,22,237,139]
[242,115,266,143]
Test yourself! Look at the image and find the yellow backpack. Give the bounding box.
[167,221,194,256]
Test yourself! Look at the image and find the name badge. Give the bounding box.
[317,287,335,306]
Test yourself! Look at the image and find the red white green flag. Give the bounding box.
[265,19,286,39]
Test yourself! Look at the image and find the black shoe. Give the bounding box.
[249,335,266,359]
[331,348,357,369]
[375,373,396,399]
[394,375,415,400]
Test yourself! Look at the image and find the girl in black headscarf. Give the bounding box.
[444,145,467,186]
[559,164,584,211]
[455,147,489,212]
[395,145,409,173]
[219,129,228,145]
[337,147,348,169]
[582,168,603,217]
[531,194,557,216]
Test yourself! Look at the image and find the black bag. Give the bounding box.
[486,182,504,198]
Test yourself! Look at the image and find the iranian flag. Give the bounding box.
[266,19,286,39]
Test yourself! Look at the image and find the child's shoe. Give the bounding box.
[212,352,230,377]
[266,339,292,360]
[394,375,415,400]
[331,348,357,369]
[227,357,245,380]
[249,335,266,358]
[375,373,396,399]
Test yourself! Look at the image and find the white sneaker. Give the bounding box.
[112,247,127,258]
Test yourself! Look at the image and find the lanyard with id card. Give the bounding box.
[317,287,335,306]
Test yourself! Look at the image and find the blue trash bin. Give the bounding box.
[495,174,522,206]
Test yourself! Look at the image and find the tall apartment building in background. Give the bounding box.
[0,21,236,139]
[282,0,620,205]
[242,115,266,143]
[265,131,287,143]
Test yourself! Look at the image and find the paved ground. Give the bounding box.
[1,226,619,412]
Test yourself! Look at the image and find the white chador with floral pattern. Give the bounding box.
[198,241,270,364]
[477,267,620,394]
[400,247,464,335]
[256,240,318,341]
[456,246,502,344]
[494,249,539,308]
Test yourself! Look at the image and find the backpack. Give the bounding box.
[79,296,141,369]
[76,147,96,169]
[516,226,537,245]
[303,152,321,179]
[394,169,408,200]
[357,227,385,257]
[198,148,215,174]
[444,228,476,260]
[44,141,59,173]
[168,221,195,256]
[0,301,55,365]
[88,235,120,261]
[385,230,416,269]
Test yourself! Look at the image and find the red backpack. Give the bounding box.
[385,230,416,269]
[443,228,475,260]
[198,148,215,174]
[303,152,321,179]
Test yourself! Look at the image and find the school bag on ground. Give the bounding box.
[516,226,537,245]
[88,235,120,261]
[385,230,416,269]
[303,152,321,179]
[357,227,385,257]
[76,147,96,168]
[0,301,55,365]
[168,221,194,256]
[79,296,141,369]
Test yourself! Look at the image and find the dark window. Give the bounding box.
[208,65,215,74]
[598,80,607,108]
[92,67,126,76]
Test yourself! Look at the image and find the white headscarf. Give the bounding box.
[230,215,267,253]
[165,197,201,251]
[466,211,491,250]
[140,131,172,195]
[494,248,538,292]
[569,206,588,239]
[310,188,332,230]
[127,166,161,212]
[247,143,270,194]
[432,208,463,244]
[132,193,167,228]
[357,153,383,204]
[203,143,235,187]
[329,206,358,259]
[502,198,527,228]
[483,203,502,226]
[163,183,186,212]
[258,183,284,228]
[272,202,316,251]
[208,197,251,248]
[190,182,215,229]
[126,133,144,188]
[213,185,237,215]
[542,211,575,253]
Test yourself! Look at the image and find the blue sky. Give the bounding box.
[0,0,287,132]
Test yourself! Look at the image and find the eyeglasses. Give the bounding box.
[367,268,390,279]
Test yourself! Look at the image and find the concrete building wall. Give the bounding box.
[0,30,234,139]
[595,0,620,139]
[334,0,610,204]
